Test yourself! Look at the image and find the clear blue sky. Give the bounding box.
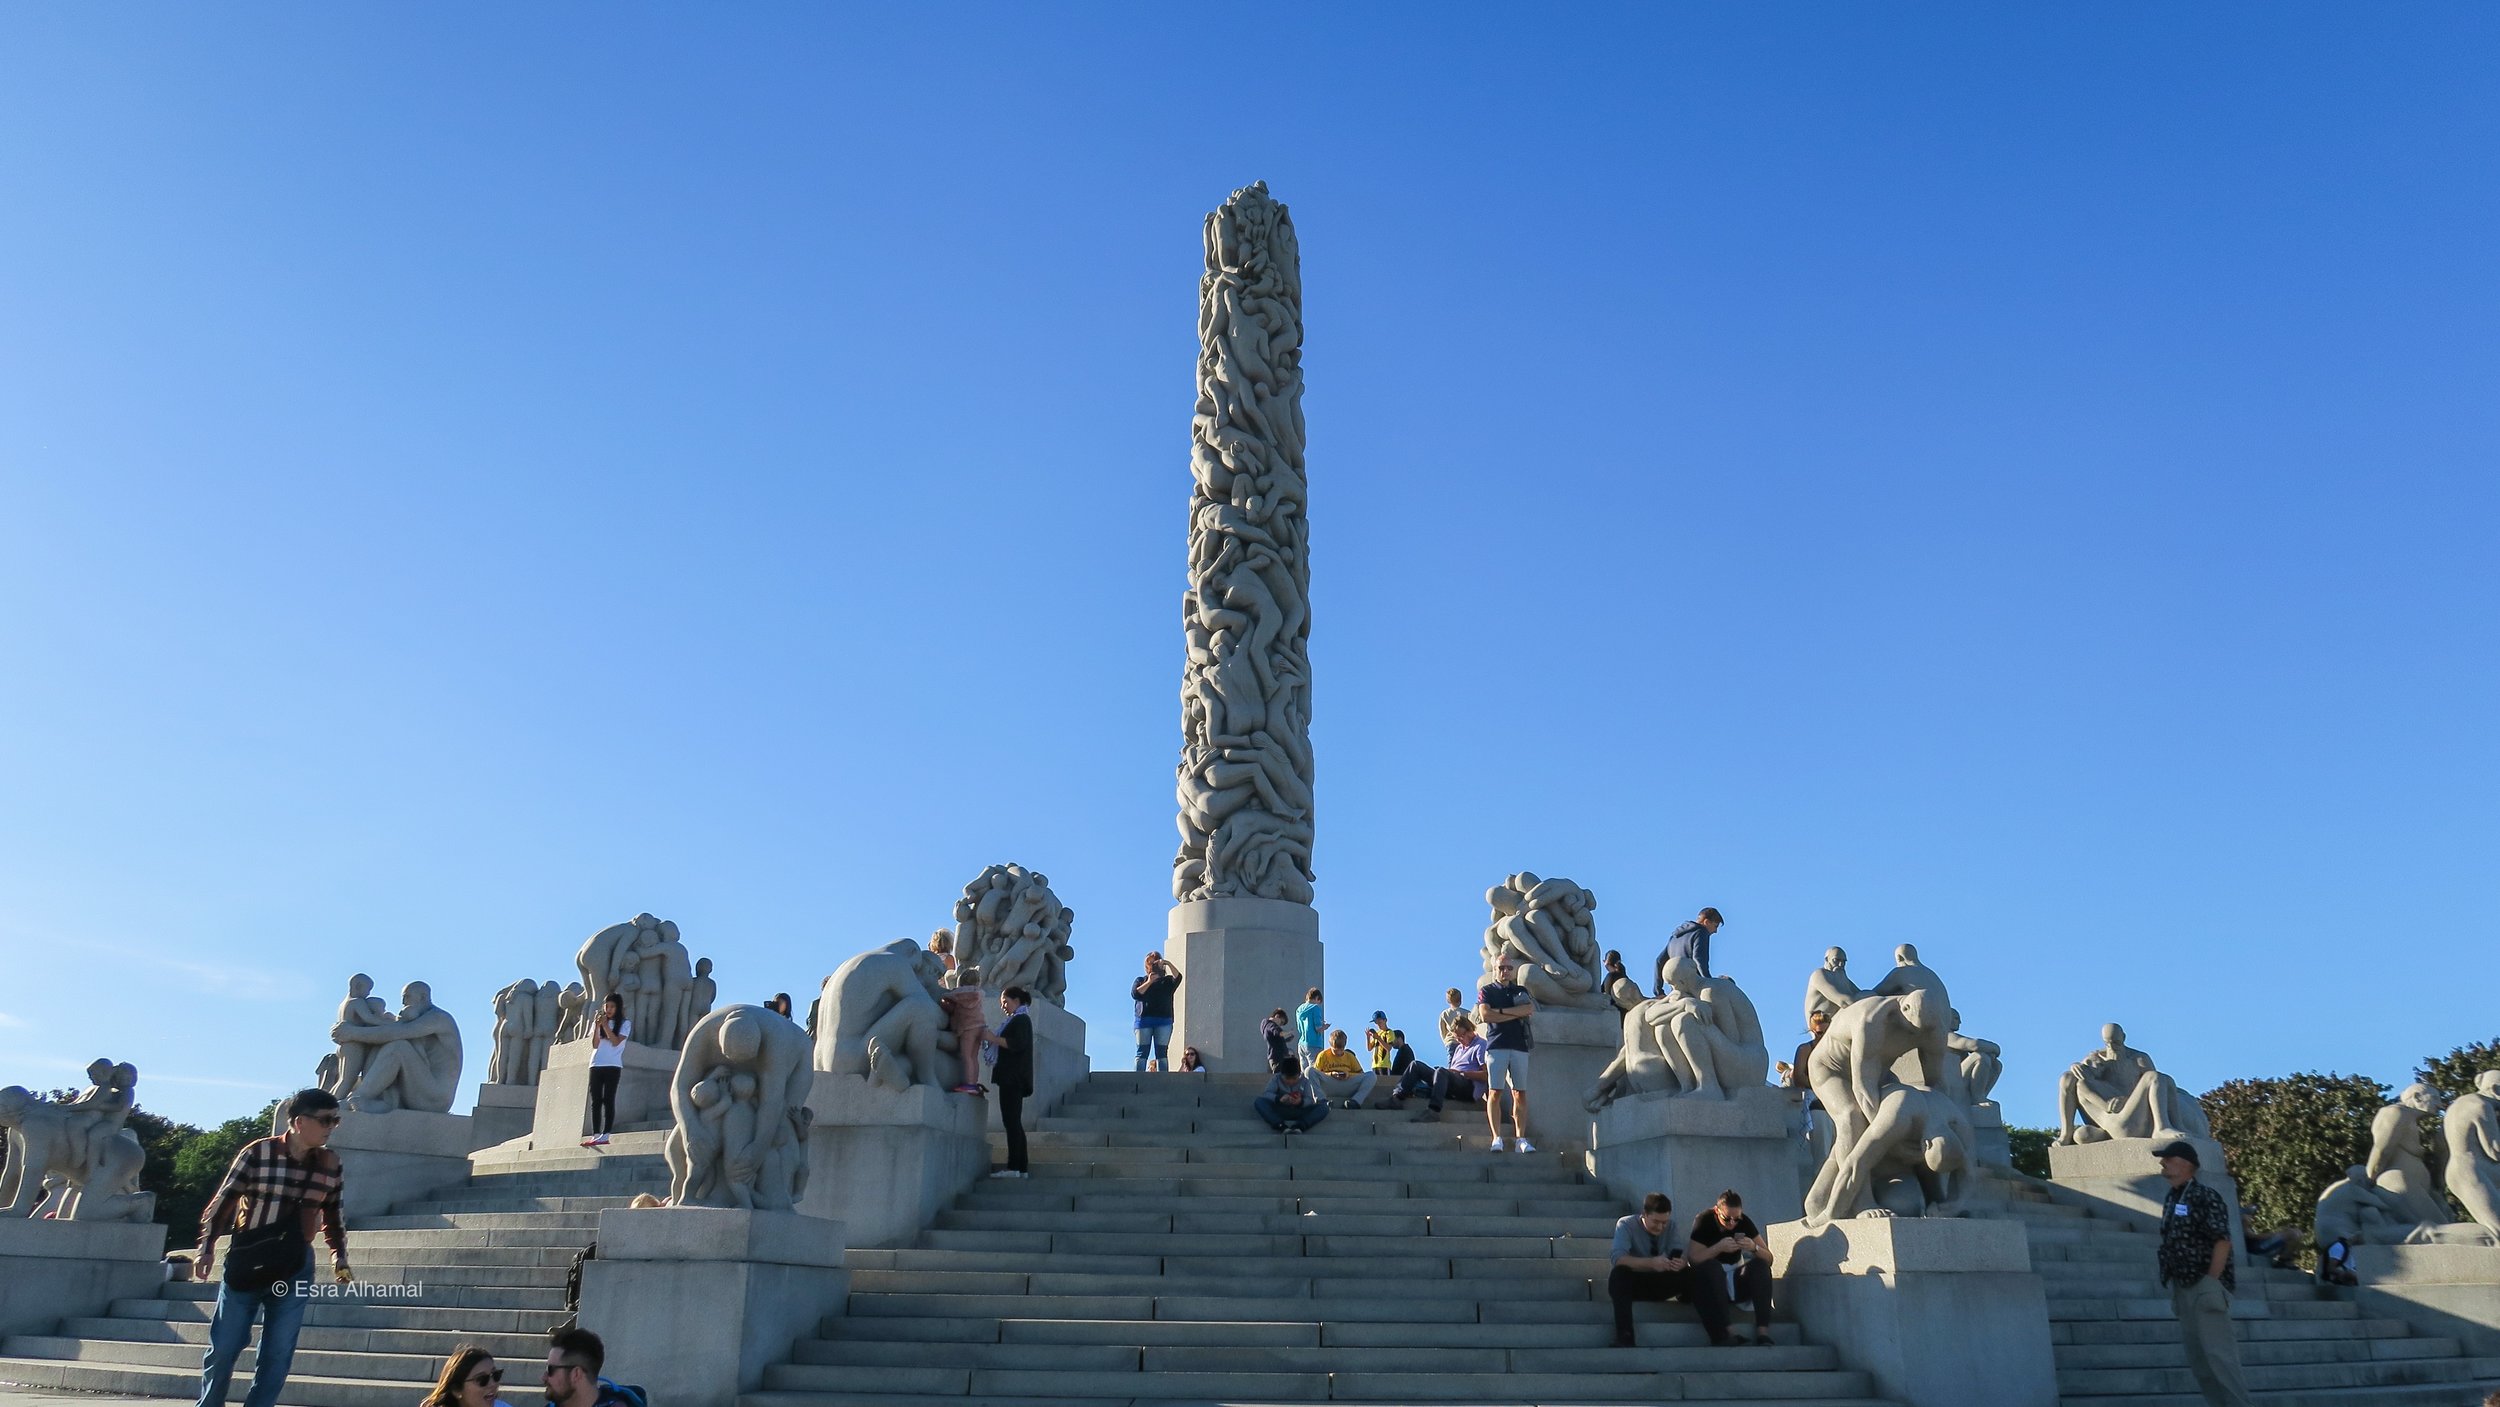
[3,7,2494,1131]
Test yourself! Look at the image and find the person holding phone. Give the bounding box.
[1686,1188,1775,1345]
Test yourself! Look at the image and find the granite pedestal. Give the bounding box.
[0,1219,169,1337]
[798,1073,992,1249]
[1588,1085,1804,1224]
[329,1109,474,1221]
[580,1206,848,1407]
[1498,1004,1619,1151]
[466,1082,537,1150]
[1167,896,1321,1074]
[535,1037,676,1141]
[2048,1135,2243,1264]
[1967,1101,2011,1169]
[1770,1216,2056,1407]
[2351,1243,2500,1355]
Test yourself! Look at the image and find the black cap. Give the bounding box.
[2151,1140,2200,1166]
[1371,1010,1387,1022]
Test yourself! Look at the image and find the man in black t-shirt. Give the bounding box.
[1685,1188,1776,1346]
[1130,952,1182,1073]
[1477,958,1536,1152]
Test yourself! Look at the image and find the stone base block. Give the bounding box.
[329,1109,474,1221]
[1770,1216,2055,1407]
[534,1038,677,1143]
[2048,1135,2242,1261]
[581,1206,848,1407]
[1589,1085,1803,1224]
[2352,1243,2500,1355]
[1492,1004,1619,1152]
[798,1073,992,1248]
[0,1219,169,1337]
[1167,897,1321,1075]
[1968,1102,2010,1170]
[467,1082,538,1150]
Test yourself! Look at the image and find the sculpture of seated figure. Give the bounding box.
[2309,1163,2469,1281]
[337,982,464,1114]
[1811,1083,1976,1224]
[1945,1009,2002,1108]
[1655,954,1769,1100]
[2055,1023,2209,1145]
[2445,1071,2500,1238]
[2369,1084,2453,1227]
[1802,947,1861,1026]
[816,938,956,1091]
[1869,943,1948,1005]
[317,974,392,1097]
[667,1005,811,1211]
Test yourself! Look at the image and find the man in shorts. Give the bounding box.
[1478,957,1536,1152]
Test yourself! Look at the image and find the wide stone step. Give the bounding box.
[103,1298,556,1334]
[929,1208,1625,1239]
[50,1317,551,1358]
[0,1358,548,1407]
[145,1279,567,1312]
[2061,1387,2494,1407]
[744,1397,1896,1407]
[2058,1351,2500,1397]
[910,1227,1607,1260]
[756,1363,1879,1402]
[847,1268,1601,1301]
[853,1248,1602,1281]
[2052,1317,2408,1346]
[953,1189,1616,1218]
[358,1211,605,1232]
[792,1335,1845,1375]
[0,1335,444,1383]
[812,1313,1742,1349]
[2057,1334,2463,1369]
[349,1225,598,1249]
[396,1194,643,1214]
[1005,1143,1585,1177]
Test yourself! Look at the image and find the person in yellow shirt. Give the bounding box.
[1365,1011,1396,1075]
[1311,1029,1377,1110]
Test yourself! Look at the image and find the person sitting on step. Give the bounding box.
[1254,1056,1329,1134]
[1310,1028,1377,1109]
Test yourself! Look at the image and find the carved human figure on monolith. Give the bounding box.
[1802,990,1953,1224]
[2054,1023,2210,1144]
[2369,1083,2453,1226]
[335,982,463,1114]
[555,981,588,1043]
[1654,954,1768,1099]
[1810,1083,1976,1223]
[951,864,1076,1004]
[665,1004,813,1211]
[1479,873,1607,1010]
[317,974,392,1097]
[686,956,718,1033]
[2445,1071,2500,1237]
[528,979,563,1077]
[1870,944,1948,1005]
[1946,1009,2002,1108]
[816,939,956,1091]
[1803,947,1861,1026]
[491,979,539,1085]
[575,913,689,1048]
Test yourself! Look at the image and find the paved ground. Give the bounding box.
[0,1390,186,1407]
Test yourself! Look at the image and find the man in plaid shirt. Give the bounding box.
[192,1087,352,1407]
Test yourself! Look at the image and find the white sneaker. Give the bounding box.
[1517,1139,1538,1153]
[988,1169,1022,1179]
[1489,1137,1506,1152]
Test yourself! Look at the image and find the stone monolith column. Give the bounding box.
[1168,181,1323,1071]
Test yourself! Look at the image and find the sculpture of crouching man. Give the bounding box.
[665,1005,814,1211]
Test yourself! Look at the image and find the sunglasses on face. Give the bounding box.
[467,1370,504,1387]
[304,1113,342,1126]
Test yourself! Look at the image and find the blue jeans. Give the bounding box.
[1134,1020,1173,1071]
[198,1249,314,1407]
[1254,1095,1327,1131]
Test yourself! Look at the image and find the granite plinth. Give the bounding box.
[534,1037,676,1142]
[1168,897,1322,1075]
[1498,1004,1619,1151]
[2048,1135,2243,1263]
[1588,1084,1803,1225]
[328,1108,474,1220]
[2351,1243,2500,1355]
[798,1072,992,1249]
[1770,1216,2055,1407]
[466,1082,537,1150]
[581,1206,848,1407]
[0,1218,170,1337]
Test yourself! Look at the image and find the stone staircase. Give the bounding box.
[0,1133,671,1405]
[1967,1169,2499,1407]
[744,1071,1898,1407]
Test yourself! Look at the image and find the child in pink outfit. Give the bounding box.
[940,983,994,1092]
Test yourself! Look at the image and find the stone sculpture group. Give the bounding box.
[574,913,715,1052]
[1172,180,1315,907]
[664,1005,814,1211]
[950,864,1075,1005]
[0,1058,153,1223]
[1587,952,1770,1109]
[317,977,463,1115]
[2054,1022,2212,1145]
[487,977,577,1086]
[815,939,962,1093]
[1481,873,1607,1010]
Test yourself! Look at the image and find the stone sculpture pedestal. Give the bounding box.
[1770,1216,2056,1407]
[2048,1135,2242,1256]
[580,1206,848,1407]
[1507,1004,1620,1151]
[1968,1101,2011,1169]
[534,1037,675,1142]
[1589,1085,1803,1225]
[2350,1244,2500,1355]
[967,990,1088,1116]
[330,1109,475,1221]
[0,1219,169,1338]
[467,1082,537,1150]
[798,1073,992,1248]
[1168,897,1321,1074]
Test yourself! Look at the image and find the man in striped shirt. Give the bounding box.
[192,1087,351,1407]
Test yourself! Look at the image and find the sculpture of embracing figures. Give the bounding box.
[1480,873,1607,1011]
[0,1058,154,1222]
[950,865,1075,1005]
[573,914,711,1051]
[664,1004,813,1211]
[319,977,463,1114]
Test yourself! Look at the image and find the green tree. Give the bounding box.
[166,1103,281,1247]
[2008,1125,2055,1181]
[2416,1037,2500,1106]
[2201,1072,2387,1239]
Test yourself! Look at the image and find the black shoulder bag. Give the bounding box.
[223,1214,308,1292]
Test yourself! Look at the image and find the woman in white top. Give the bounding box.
[585,994,630,1147]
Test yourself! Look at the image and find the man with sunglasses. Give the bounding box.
[545,1327,647,1407]
[192,1087,351,1407]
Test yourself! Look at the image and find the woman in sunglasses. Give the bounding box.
[423,1346,514,1407]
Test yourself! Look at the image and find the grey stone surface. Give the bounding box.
[1800,989,1953,1225]
[2053,1022,2210,1144]
[0,1062,152,1223]
[1770,1216,2056,1407]
[581,1206,848,1407]
[1588,1084,1803,1225]
[573,913,711,1052]
[2047,1133,2244,1264]
[328,980,463,1115]
[0,1219,168,1338]
[2445,1070,2500,1237]
[2371,1083,2454,1227]
[1477,873,1606,1010]
[1172,181,1314,908]
[1166,895,1321,1075]
[1585,957,1769,1110]
[464,1081,536,1150]
[1811,1083,1977,1221]
[1489,1002,1618,1150]
[950,864,1076,1004]
[532,1032,676,1143]
[1803,946,1861,1025]
[814,939,956,1091]
[2350,1244,2500,1356]
[326,1108,474,1221]
[488,978,546,1087]
[798,1074,992,1249]
[1943,1008,2000,1109]
[665,1005,815,1212]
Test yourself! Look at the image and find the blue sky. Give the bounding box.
[2,7,2493,1130]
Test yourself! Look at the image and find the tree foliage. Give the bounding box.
[2201,1072,2387,1238]
[4,1091,278,1245]
[2415,1037,2500,1107]
[2008,1125,2055,1181]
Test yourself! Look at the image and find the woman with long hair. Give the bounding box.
[421,1346,511,1407]
[584,993,629,1147]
